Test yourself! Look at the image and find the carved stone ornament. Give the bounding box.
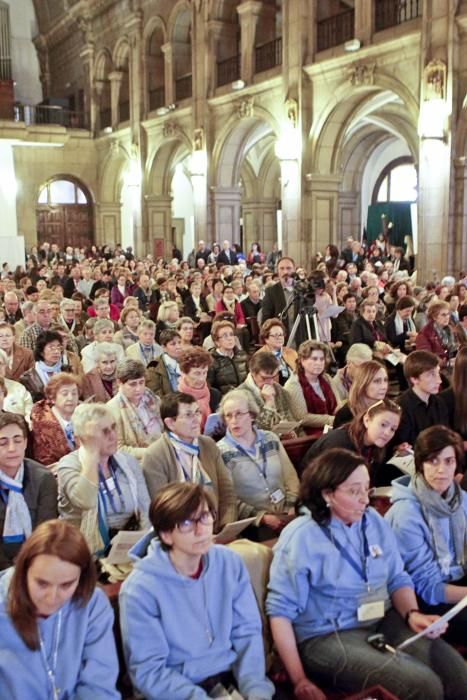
[193,0,202,11]
[423,59,446,101]
[348,63,376,87]
[236,97,254,119]
[110,140,120,155]
[163,121,179,138]
[194,127,204,150]
[286,98,298,128]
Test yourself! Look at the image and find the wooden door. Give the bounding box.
[37,204,94,249]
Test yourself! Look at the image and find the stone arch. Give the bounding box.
[167,0,192,43]
[36,174,94,249]
[99,143,131,203]
[146,132,192,197]
[213,107,280,188]
[94,48,113,81]
[143,16,167,112]
[112,36,130,70]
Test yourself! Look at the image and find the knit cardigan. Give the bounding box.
[284,372,339,427]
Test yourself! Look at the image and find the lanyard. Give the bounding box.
[98,460,125,514]
[225,432,268,481]
[320,514,370,585]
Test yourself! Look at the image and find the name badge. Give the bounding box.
[105,477,117,492]
[270,488,285,504]
[357,600,385,622]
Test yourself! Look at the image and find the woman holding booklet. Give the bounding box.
[386,425,467,645]
[217,389,299,539]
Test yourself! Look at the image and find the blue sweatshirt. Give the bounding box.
[266,508,412,641]
[119,538,274,700]
[0,568,120,699]
[385,475,467,605]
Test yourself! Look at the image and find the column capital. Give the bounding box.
[237,1,263,19]
[109,70,124,84]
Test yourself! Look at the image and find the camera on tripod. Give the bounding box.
[292,271,326,307]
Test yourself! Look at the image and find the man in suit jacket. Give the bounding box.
[63,266,82,298]
[217,240,239,266]
[261,257,299,340]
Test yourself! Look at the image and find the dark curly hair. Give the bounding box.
[34,330,64,362]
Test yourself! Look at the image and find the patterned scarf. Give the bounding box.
[167,432,212,487]
[177,375,211,430]
[116,389,163,443]
[0,464,32,543]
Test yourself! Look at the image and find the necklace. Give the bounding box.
[170,556,214,646]
[38,609,62,700]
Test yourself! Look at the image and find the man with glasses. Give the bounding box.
[19,299,53,353]
[238,351,297,433]
[142,392,236,532]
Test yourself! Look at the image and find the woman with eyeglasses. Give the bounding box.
[58,402,151,557]
[386,426,467,645]
[303,399,404,487]
[120,481,274,700]
[258,319,297,386]
[0,520,121,699]
[208,320,248,395]
[217,389,299,539]
[416,301,458,369]
[267,448,467,700]
[177,347,220,430]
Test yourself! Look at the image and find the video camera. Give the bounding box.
[292,271,326,306]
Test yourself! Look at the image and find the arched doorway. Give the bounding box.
[36,176,94,249]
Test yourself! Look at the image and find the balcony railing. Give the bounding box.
[14,104,88,129]
[0,57,12,81]
[375,0,421,32]
[149,86,165,111]
[119,100,130,122]
[255,37,282,74]
[175,74,192,101]
[217,55,240,87]
[100,108,111,129]
[317,9,355,51]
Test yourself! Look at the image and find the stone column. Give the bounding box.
[242,198,277,252]
[95,203,122,247]
[237,1,263,84]
[161,43,174,105]
[303,174,342,262]
[452,158,467,277]
[206,20,224,96]
[126,12,143,135]
[79,43,95,131]
[338,191,360,245]
[276,157,302,263]
[109,71,123,129]
[145,195,173,257]
[211,186,242,243]
[354,0,372,45]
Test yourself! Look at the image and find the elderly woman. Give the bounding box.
[386,426,467,645]
[113,306,142,350]
[266,448,467,700]
[258,318,297,385]
[126,319,163,367]
[178,347,220,429]
[416,301,458,369]
[217,389,299,538]
[304,398,404,487]
[0,520,120,698]
[110,271,131,310]
[81,319,125,373]
[0,322,34,381]
[155,300,180,342]
[0,412,57,570]
[19,330,69,403]
[58,402,151,556]
[284,340,340,432]
[208,320,248,395]
[30,372,81,467]
[120,482,273,700]
[333,360,389,428]
[0,349,33,422]
[331,343,373,403]
[177,316,196,351]
[107,359,163,462]
[82,342,118,402]
[205,278,225,313]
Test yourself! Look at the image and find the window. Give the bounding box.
[38,180,89,205]
[373,159,417,203]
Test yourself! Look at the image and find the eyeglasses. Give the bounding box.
[178,409,202,420]
[224,410,250,422]
[336,486,375,499]
[217,333,235,339]
[268,334,284,340]
[176,510,215,533]
[257,371,279,380]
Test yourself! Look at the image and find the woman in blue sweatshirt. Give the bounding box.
[0,519,120,699]
[119,482,274,700]
[386,425,467,645]
[266,448,467,700]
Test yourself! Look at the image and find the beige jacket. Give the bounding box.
[284,372,339,427]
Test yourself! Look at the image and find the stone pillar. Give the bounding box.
[109,71,123,129]
[452,158,467,277]
[237,1,263,84]
[126,12,143,135]
[145,195,173,257]
[95,203,122,247]
[276,157,302,263]
[338,191,360,244]
[242,198,277,252]
[304,174,342,262]
[161,43,174,105]
[354,0,372,45]
[207,20,224,96]
[80,43,95,132]
[211,186,242,243]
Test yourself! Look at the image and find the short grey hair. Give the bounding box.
[219,389,260,421]
[94,342,117,360]
[60,299,75,311]
[94,319,114,336]
[71,402,114,438]
[346,343,373,363]
[138,319,156,333]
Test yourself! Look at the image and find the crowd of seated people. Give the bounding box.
[0,237,467,699]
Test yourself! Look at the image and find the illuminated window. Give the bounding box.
[373,159,417,203]
[37,180,88,205]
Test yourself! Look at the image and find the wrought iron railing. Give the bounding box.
[217,54,240,87]
[175,74,192,101]
[149,86,165,111]
[0,57,11,81]
[14,104,88,129]
[255,37,282,73]
[375,0,421,32]
[317,9,355,51]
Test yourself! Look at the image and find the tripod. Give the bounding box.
[279,293,321,348]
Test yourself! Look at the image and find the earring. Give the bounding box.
[325,500,331,508]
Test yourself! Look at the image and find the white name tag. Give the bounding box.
[357,600,385,622]
[105,477,117,492]
[270,488,285,504]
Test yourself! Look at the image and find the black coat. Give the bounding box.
[261,282,299,335]
[217,250,239,266]
[349,317,387,349]
[207,348,249,395]
[183,294,209,322]
[384,311,409,352]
